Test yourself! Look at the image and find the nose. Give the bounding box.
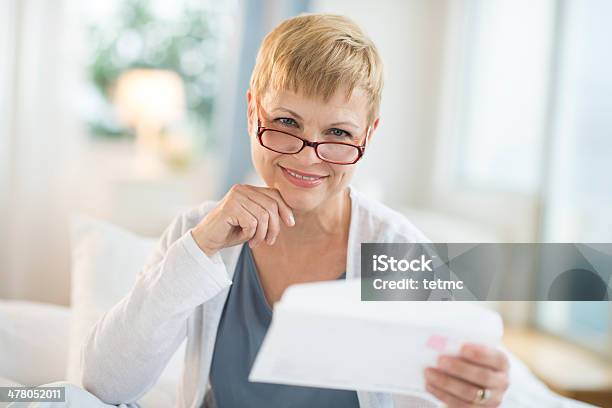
[292,132,323,166]
[292,137,323,165]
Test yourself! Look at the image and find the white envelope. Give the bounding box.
[249,279,503,400]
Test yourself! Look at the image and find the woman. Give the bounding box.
[80,13,514,408]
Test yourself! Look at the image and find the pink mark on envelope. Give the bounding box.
[426,334,448,352]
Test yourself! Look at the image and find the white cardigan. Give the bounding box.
[80,185,588,408]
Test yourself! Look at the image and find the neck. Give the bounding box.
[279,187,351,246]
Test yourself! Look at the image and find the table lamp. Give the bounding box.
[113,68,186,151]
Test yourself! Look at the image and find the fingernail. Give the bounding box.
[437,357,449,369]
[288,213,295,226]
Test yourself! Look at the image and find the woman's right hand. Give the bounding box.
[191,184,295,257]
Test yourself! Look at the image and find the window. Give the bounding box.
[437,0,611,356]
[447,0,556,193]
[432,0,557,241]
[536,0,612,357]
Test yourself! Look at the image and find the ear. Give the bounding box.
[366,117,380,144]
[246,89,254,136]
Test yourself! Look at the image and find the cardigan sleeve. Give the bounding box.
[80,204,232,405]
[497,348,596,407]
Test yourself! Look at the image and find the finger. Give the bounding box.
[233,205,258,241]
[243,189,282,245]
[461,344,509,372]
[425,382,473,408]
[239,199,269,248]
[425,368,501,406]
[252,186,295,227]
[437,356,507,389]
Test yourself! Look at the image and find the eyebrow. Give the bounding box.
[276,107,303,120]
[274,107,360,130]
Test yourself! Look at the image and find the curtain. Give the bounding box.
[0,0,82,304]
[217,0,311,194]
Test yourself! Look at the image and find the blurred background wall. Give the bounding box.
[0,0,611,401]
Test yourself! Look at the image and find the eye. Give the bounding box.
[328,128,352,138]
[276,117,298,127]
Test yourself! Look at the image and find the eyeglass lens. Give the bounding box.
[260,130,359,163]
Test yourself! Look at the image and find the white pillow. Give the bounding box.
[68,215,185,403]
[0,300,71,385]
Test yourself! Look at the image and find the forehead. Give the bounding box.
[260,87,369,126]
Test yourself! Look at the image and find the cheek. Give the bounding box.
[251,143,280,175]
[250,138,265,166]
[332,165,356,185]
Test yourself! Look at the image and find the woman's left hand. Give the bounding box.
[424,343,510,407]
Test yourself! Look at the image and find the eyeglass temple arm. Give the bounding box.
[362,125,372,148]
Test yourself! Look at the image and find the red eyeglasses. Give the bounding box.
[255,113,371,165]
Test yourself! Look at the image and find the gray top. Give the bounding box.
[207,243,359,408]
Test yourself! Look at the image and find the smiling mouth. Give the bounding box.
[279,165,329,188]
[281,166,327,180]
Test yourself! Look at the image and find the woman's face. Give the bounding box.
[247,87,379,212]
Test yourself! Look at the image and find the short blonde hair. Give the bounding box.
[249,13,384,122]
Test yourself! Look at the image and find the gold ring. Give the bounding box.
[474,388,492,404]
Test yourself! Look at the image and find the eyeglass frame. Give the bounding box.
[254,108,372,165]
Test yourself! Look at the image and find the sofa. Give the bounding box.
[0,216,183,408]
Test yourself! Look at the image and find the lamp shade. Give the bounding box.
[113,68,186,129]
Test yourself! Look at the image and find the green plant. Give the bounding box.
[85,0,220,143]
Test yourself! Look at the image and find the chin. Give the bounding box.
[275,182,328,212]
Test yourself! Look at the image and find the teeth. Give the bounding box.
[286,168,320,181]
